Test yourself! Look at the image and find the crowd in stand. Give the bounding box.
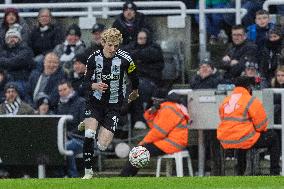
[1,0,284,178]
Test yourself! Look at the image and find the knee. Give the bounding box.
[85,129,96,139]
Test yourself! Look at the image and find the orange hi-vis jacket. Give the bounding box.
[139,101,190,154]
[217,87,268,149]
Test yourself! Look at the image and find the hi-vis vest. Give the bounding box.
[140,101,190,154]
[217,87,268,149]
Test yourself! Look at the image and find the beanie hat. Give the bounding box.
[199,58,214,68]
[92,23,105,33]
[4,82,19,93]
[123,1,137,12]
[66,24,81,37]
[36,96,50,108]
[245,61,258,70]
[269,27,282,37]
[5,28,22,40]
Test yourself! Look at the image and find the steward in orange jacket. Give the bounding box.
[217,76,280,175]
[120,90,190,176]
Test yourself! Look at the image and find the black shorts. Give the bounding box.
[85,102,120,134]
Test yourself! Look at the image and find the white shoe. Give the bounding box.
[134,121,147,129]
[82,168,94,179]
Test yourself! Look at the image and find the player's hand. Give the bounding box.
[78,121,85,131]
[128,89,139,103]
[91,82,108,93]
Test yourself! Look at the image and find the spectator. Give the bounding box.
[270,66,284,149]
[68,53,87,97]
[271,66,284,125]
[56,80,86,178]
[217,76,280,175]
[0,28,34,101]
[0,69,9,103]
[120,90,190,176]
[53,24,86,74]
[190,59,222,89]
[30,8,64,70]
[84,23,105,56]
[259,27,284,81]
[123,28,164,129]
[34,95,53,115]
[220,25,257,83]
[0,82,34,115]
[28,52,67,110]
[223,0,265,27]
[112,1,149,46]
[195,0,230,44]
[242,59,269,89]
[0,8,30,47]
[247,10,275,49]
[189,58,222,175]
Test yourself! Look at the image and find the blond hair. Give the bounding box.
[101,28,123,44]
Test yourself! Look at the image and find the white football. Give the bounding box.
[129,146,150,168]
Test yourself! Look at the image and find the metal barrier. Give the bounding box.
[263,0,284,11]
[0,115,73,178]
[171,88,284,176]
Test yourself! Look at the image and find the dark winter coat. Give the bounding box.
[57,92,86,137]
[220,40,257,80]
[123,41,164,83]
[190,68,223,89]
[112,12,148,46]
[0,42,34,81]
[30,24,64,56]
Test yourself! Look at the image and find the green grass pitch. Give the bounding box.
[1,176,284,189]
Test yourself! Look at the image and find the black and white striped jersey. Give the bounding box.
[83,49,139,105]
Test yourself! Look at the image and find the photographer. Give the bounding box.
[120,89,190,176]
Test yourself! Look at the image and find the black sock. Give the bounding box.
[83,137,94,170]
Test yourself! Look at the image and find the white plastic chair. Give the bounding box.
[156,150,193,177]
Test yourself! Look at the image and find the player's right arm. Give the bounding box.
[82,54,95,98]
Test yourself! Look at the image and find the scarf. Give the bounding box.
[4,96,21,115]
[59,90,75,104]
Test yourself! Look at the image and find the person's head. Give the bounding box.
[0,69,7,84]
[58,80,73,98]
[91,23,105,45]
[276,66,284,85]
[244,59,258,77]
[4,82,19,103]
[268,27,282,41]
[66,24,81,45]
[3,8,19,27]
[5,28,22,47]
[43,52,60,75]
[198,59,214,79]
[72,53,87,74]
[233,76,256,94]
[36,96,50,115]
[231,25,246,45]
[37,8,52,27]
[151,88,168,103]
[255,9,270,28]
[137,28,150,46]
[122,1,137,21]
[101,28,123,58]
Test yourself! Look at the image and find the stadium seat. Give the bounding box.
[156,150,193,177]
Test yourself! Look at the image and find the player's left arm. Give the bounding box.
[127,59,139,103]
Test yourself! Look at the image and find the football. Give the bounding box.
[129,146,150,168]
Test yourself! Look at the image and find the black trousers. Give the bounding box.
[120,143,165,176]
[237,130,280,175]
